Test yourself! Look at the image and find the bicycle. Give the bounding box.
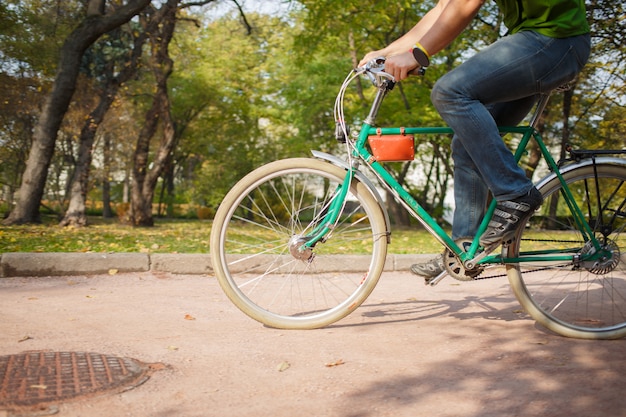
[209,59,626,339]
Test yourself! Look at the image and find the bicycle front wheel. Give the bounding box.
[210,158,389,329]
[506,162,626,339]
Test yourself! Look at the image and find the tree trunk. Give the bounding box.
[3,0,151,225]
[60,23,149,227]
[560,88,574,160]
[386,161,412,226]
[59,85,115,226]
[126,0,179,227]
[102,133,113,218]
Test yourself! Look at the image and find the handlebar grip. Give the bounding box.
[408,67,427,77]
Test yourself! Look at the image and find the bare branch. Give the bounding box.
[231,0,252,35]
[180,0,218,10]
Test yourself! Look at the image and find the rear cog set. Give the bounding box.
[443,238,483,281]
[580,238,620,275]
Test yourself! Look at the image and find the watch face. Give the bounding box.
[412,46,430,67]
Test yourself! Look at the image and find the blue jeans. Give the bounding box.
[431,31,591,239]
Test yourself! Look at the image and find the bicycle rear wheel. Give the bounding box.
[506,161,626,339]
[210,158,389,329]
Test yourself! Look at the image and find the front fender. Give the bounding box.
[311,150,391,242]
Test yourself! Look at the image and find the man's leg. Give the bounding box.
[433,31,590,246]
[411,31,590,278]
[431,31,590,201]
[410,99,535,280]
[450,97,538,239]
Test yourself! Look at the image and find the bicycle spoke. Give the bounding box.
[211,158,388,329]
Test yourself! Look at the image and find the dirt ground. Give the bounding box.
[1,271,625,417]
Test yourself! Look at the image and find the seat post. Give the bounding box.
[529,93,551,130]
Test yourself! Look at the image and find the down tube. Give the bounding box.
[368,158,460,254]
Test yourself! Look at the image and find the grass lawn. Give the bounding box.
[0,216,446,255]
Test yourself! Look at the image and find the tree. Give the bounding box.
[529,0,626,175]
[2,0,623,228]
[124,0,180,226]
[0,0,77,211]
[59,24,148,226]
[3,0,151,225]
[173,12,288,211]
[293,0,462,226]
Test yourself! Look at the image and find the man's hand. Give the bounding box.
[358,50,420,81]
[383,51,420,81]
[358,50,385,68]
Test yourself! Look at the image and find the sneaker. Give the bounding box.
[479,187,543,247]
[410,256,444,279]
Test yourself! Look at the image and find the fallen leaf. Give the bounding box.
[167,345,179,351]
[18,335,33,343]
[184,314,196,321]
[325,359,345,368]
[276,361,290,372]
[108,269,118,275]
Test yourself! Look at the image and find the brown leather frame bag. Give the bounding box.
[367,128,415,162]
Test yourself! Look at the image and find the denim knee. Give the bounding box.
[430,77,452,113]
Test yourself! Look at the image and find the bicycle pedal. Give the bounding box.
[425,270,448,286]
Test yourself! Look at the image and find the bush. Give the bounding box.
[196,206,215,220]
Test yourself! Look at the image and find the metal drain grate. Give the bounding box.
[0,351,151,409]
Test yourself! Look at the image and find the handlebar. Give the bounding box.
[357,57,426,88]
[334,57,426,142]
[358,57,395,87]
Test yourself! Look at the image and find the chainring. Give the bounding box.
[443,237,484,281]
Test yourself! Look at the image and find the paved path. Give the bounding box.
[1,270,625,416]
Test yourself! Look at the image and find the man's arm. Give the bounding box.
[359,0,484,80]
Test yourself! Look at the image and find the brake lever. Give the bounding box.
[360,56,426,80]
[359,57,395,86]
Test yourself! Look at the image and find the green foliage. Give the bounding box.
[169,13,270,207]
[0,0,82,75]
[0,0,624,229]
[0,0,84,199]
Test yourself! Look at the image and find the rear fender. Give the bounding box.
[535,157,626,190]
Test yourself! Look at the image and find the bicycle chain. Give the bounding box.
[471,265,557,281]
[464,237,582,281]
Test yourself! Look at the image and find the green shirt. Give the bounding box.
[495,0,590,38]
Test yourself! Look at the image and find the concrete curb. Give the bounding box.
[0,253,434,277]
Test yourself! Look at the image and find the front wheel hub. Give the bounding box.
[288,235,314,261]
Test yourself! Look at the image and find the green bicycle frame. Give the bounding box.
[303,77,601,267]
[350,122,600,266]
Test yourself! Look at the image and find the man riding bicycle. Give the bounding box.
[359,0,591,280]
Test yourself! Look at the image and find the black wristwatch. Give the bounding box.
[412,45,430,68]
